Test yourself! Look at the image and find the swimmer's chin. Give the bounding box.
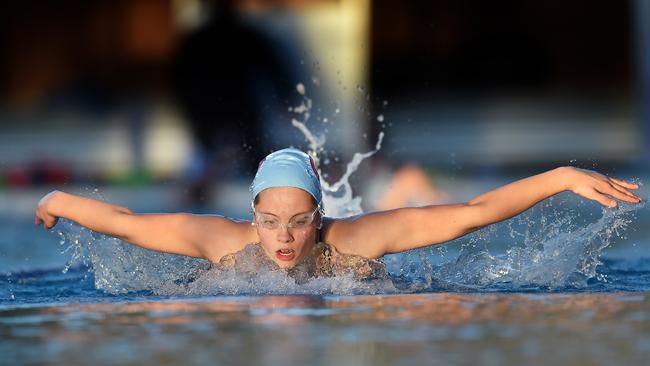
[275,261,297,269]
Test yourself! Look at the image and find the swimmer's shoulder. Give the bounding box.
[182,214,258,263]
[320,215,384,259]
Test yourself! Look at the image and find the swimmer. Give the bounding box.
[35,148,642,271]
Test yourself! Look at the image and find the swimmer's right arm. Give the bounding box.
[35,191,255,261]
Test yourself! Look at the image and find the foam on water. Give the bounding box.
[432,201,642,290]
[52,84,643,296]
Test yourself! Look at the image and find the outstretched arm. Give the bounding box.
[327,167,641,258]
[35,191,255,261]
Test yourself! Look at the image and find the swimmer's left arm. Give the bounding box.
[328,167,641,258]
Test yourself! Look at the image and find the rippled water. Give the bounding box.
[2,292,650,366]
[2,194,649,365]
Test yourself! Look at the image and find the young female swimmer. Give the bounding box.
[35,148,642,270]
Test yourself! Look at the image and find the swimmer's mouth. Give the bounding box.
[275,248,296,261]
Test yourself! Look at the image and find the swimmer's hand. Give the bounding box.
[35,190,135,233]
[35,190,62,229]
[562,167,641,207]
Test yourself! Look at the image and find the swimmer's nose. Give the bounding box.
[276,226,293,243]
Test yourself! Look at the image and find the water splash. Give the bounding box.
[56,219,397,296]
[56,219,205,294]
[290,83,384,218]
[290,83,324,155]
[53,84,644,295]
[55,189,643,295]
[433,200,643,290]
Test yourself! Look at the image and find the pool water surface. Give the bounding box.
[1,186,649,365]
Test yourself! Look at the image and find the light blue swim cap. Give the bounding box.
[250,148,323,209]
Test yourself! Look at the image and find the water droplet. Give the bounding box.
[377,114,384,122]
[296,83,306,95]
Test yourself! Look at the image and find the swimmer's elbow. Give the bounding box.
[459,202,490,234]
[116,206,134,215]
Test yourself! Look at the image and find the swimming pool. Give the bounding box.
[1,183,649,365]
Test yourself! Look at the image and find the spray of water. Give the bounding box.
[432,200,643,290]
[290,83,384,217]
[55,84,643,295]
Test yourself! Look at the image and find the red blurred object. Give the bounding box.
[4,160,71,188]
[30,159,71,185]
[6,166,30,188]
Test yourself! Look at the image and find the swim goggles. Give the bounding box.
[251,204,321,230]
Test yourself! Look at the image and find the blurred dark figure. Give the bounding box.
[173,0,297,204]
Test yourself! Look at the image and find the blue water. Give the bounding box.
[2,254,650,309]
[2,189,649,365]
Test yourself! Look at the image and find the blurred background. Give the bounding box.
[1,0,649,227]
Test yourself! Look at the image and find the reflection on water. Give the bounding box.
[2,293,649,365]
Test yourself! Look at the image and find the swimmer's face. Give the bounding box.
[253,187,320,269]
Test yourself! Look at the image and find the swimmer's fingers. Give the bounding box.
[607,180,642,202]
[608,177,640,190]
[591,183,640,207]
[51,218,59,229]
[44,216,59,230]
[35,210,59,230]
[568,168,642,207]
[580,187,619,207]
[35,207,45,227]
